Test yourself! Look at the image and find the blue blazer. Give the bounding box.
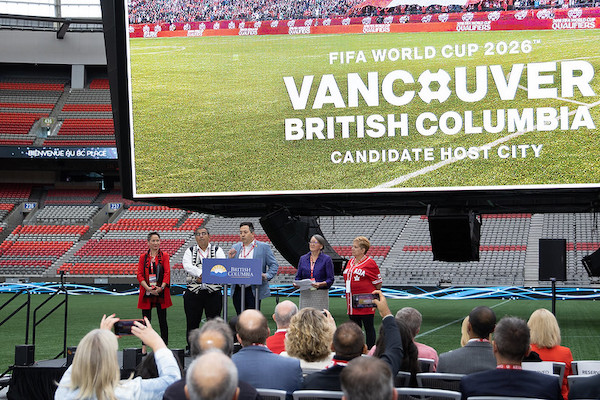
[295,252,335,288]
[460,368,562,400]
[231,240,279,300]
[232,345,302,397]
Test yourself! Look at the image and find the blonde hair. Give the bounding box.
[527,308,561,348]
[69,329,120,400]
[285,308,333,362]
[460,316,470,347]
[353,236,371,254]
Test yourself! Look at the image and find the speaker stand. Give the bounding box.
[551,278,556,316]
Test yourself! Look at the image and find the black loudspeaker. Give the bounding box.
[539,239,567,281]
[427,209,481,262]
[582,248,600,277]
[122,348,142,370]
[15,344,34,366]
[259,208,346,274]
[66,346,77,367]
[171,349,184,368]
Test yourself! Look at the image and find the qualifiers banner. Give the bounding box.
[129,7,600,38]
[0,146,118,159]
[202,259,263,285]
[127,7,600,196]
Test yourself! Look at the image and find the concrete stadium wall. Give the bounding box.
[0,31,106,65]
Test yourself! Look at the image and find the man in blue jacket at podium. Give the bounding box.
[228,222,279,314]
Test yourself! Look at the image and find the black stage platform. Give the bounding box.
[7,351,190,400]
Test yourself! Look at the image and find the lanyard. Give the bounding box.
[497,364,522,369]
[241,241,256,258]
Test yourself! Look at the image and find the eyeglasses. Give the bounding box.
[195,232,208,237]
[309,241,320,245]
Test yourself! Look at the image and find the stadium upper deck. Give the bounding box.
[0,184,598,288]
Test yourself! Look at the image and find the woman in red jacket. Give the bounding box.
[137,231,172,353]
[528,308,573,400]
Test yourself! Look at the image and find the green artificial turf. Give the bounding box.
[1,293,598,372]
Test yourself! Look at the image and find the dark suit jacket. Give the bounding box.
[568,373,600,400]
[460,368,563,400]
[437,341,496,374]
[162,378,259,400]
[232,345,302,396]
[303,365,345,391]
[302,315,403,391]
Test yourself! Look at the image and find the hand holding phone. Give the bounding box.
[352,293,379,308]
[114,319,146,336]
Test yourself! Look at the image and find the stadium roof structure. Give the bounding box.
[0,13,102,36]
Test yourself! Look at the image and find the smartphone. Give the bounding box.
[114,319,145,336]
[352,293,379,308]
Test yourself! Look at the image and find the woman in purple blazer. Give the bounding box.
[294,234,334,310]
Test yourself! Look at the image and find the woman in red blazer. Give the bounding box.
[528,308,573,400]
[137,231,172,353]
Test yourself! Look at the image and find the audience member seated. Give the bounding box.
[55,314,180,400]
[281,307,335,369]
[303,290,402,392]
[228,316,243,354]
[185,350,239,400]
[459,316,562,400]
[528,308,573,400]
[232,309,302,398]
[340,356,394,400]
[373,319,419,387]
[568,373,600,400]
[438,306,497,374]
[396,307,439,371]
[460,316,469,347]
[266,300,298,354]
[163,318,259,400]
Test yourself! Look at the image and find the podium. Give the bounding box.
[202,258,262,317]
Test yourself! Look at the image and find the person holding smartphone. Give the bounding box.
[343,236,382,349]
[137,231,172,354]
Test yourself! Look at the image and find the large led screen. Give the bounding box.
[124,1,600,199]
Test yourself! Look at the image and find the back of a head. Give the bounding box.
[135,352,158,379]
[273,300,298,329]
[494,316,530,362]
[70,329,120,400]
[190,318,234,358]
[460,316,470,347]
[527,308,561,348]
[374,319,419,386]
[469,306,496,339]
[340,356,393,400]
[186,350,238,400]
[236,309,270,346]
[333,322,365,359]
[285,307,333,362]
[395,307,422,338]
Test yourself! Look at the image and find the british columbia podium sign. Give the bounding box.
[201,259,262,285]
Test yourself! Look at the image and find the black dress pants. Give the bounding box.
[142,304,168,345]
[349,313,376,349]
[232,285,260,315]
[183,289,222,348]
